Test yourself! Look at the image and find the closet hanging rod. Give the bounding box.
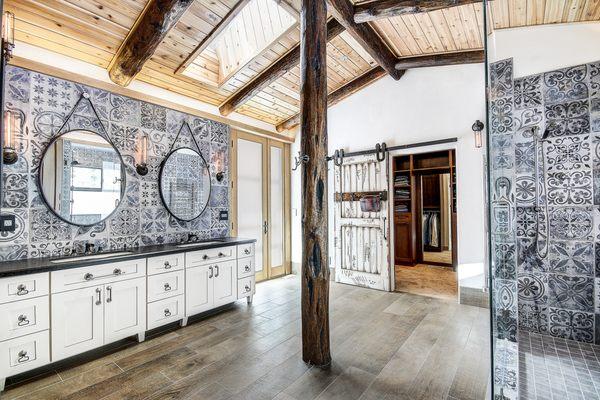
[326,138,457,161]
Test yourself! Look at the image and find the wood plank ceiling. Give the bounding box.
[6,0,600,130]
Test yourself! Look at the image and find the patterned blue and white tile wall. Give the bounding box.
[0,65,230,261]
[489,57,600,398]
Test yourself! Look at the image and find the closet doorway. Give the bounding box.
[230,130,291,282]
[392,150,457,300]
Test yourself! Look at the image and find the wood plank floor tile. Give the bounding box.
[3,275,490,400]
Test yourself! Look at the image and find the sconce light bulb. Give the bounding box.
[3,110,18,165]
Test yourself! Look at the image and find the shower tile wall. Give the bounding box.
[490,57,600,399]
[0,65,231,262]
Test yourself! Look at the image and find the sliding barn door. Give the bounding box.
[333,154,391,291]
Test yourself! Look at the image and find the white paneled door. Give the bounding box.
[333,154,391,291]
[233,131,288,281]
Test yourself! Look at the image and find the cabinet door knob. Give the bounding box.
[164,283,172,291]
[84,273,94,281]
[113,268,122,276]
[17,314,30,326]
[202,254,209,260]
[245,285,250,292]
[164,261,172,269]
[16,284,29,295]
[17,350,29,363]
[244,248,250,255]
[164,309,171,317]
[218,252,225,257]
[244,265,250,272]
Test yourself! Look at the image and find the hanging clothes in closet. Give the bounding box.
[422,211,440,247]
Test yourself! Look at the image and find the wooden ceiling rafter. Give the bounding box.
[394,49,484,69]
[108,0,195,86]
[327,0,403,80]
[353,0,482,23]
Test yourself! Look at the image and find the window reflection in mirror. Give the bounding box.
[159,147,211,221]
[39,130,125,226]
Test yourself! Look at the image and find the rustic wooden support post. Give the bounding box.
[300,0,331,366]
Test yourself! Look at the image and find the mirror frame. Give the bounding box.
[37,129,127,227]
[158,146,212,222]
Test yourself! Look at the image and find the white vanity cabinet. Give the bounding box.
[0,273,51,391]
[0,240,256,392]
[51,262,147,362]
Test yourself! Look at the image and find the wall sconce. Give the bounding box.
[472,120,484,149]
[2,11,14,62]
[214,149,225,182]
[135,132,149,176]
[3,110,18,165]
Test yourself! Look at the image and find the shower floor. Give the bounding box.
[519,331,600,400]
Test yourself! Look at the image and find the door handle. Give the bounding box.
[209,266,213,278]
[16,284,29,296]
[17,314,30,326]
[214,265,219,277]
[95,288,102,305]
[106,286,112,303]
[382,217,387,241]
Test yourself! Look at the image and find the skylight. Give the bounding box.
[181,0,296,88]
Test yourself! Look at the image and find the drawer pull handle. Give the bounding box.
[16,284,29,296]
[218,252,225,257]
[215,265,219,277]
[244,248,250,255]
[164,283,172,291]
[95,288,102,305]
[17,350,29,363]
[164,309,171,317]
[164,261,172,269]
[17,315,30,326]
[244,265,250,272]
[113,268,122,275]
[245,285,251,292]
[202,255,209,260]
[208,266,213,278]
[106,286,113,303]
[84,273,94,281]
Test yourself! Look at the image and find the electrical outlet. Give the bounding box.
[0,214,16,233]
[219,210,229,221]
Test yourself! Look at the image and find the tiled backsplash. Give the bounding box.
[0,65,230,261]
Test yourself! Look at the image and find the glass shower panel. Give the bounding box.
[486,1,600,399]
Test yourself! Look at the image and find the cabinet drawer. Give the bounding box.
[237,243,255,259]
[147,254,184,276]
[0,273,49,304]
[186,246,236,267]
[51,259,146,293]
[0,296,49,342]
[237,276,255,299]
[237,257,255,278]
[147,295,184,330]
[0,330,50,378]
[147,270,184,302]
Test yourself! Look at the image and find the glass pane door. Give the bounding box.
[268,142,285,278]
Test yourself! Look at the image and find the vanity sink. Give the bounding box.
[176,241,223,248]
[50,252,132,264]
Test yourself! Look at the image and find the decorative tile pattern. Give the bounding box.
[518,273,549,304]
[518,303,549,334]
[543,65,588,104]
[549,241,593,276]
[490,97,514,135]
[548,207,593,241]
[545,100,590,137]
[0,66,231,262]
[517,238,547,273]
[514,75,543,110]
[546,170,592,205]
[548,307,594,343]
[516,207,537,238]
[545,134,591,171]
[494,243,516,279]
[547,274,594,312]
[490,59,514,99]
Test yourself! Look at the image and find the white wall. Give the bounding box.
[488,22,600,78]
[290,63,487,269]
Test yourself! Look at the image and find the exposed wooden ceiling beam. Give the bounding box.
[394,50,484,70]
[176,0,254,75]
[218,19,345,116]
[354,0,481,23]
[276,66,390,132]
[327,0,403,80]
[108,0,194,86]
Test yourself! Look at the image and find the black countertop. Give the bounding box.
[0,237,256,278]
